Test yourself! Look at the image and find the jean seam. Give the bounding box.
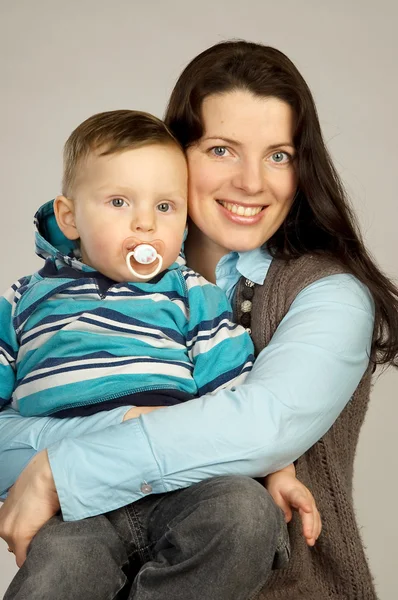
[125,503,152,564]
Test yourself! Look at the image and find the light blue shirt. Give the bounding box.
[0,249,375,521]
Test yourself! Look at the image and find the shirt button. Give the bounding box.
[141,482,152,494]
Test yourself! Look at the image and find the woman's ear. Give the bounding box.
[54,195,79,240]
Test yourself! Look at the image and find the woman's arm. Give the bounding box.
[45,273,374,521]
[0,405,162,566]
[0,405,132,498]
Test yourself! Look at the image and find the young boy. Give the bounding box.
[1,110,319,596]
[0,110,253,419]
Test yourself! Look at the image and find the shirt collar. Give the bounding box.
[216,246,273,286]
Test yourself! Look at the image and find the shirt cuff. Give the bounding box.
[47,417,166,521]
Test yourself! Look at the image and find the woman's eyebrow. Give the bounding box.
[202,136,295,150]
[267,142,296,151]
[202,136,242,146]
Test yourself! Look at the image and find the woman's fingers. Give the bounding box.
[287,487,312,513]
[0,506,30,567]
[12,538,28,568]
[0,451,60,567]
[298,506,315,545]
[266,473,322,546]
[287,488,321,546]
[315,505,322,539]
[274,494,293,523]
[123,406,164,421]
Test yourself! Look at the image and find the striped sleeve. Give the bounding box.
[184,271,254,395]
[0,278,30,407]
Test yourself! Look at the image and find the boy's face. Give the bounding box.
[60,144,188,282]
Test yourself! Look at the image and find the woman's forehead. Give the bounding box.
[201,90,295,147]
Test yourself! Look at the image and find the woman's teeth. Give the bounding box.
[218,201,263,217]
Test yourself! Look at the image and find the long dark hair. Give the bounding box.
[164,40,398,367]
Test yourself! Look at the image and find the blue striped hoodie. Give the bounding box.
[0,201,254,417]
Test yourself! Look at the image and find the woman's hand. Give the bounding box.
[265,464,322,546]
[0,407,163,567]
[0,450,60,567]
[123,405,164,421]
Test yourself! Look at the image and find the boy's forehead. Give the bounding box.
[85,143,186,169]
[74,143,187,195]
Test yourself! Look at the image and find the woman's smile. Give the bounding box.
[216,200,267,223]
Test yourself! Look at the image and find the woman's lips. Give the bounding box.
[216,200,268,224]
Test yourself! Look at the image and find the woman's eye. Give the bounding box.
[270,151,290,164]
[211,146,228,157]
[111,198,126,207]
[157,202,171,213]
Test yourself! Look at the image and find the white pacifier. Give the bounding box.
[126,244,163,280]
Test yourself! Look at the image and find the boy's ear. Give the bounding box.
[54,195,79,240]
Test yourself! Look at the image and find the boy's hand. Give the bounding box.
[265,464,322,546]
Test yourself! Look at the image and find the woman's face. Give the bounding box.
[186,90,298,254]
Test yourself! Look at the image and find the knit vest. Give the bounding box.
[235,254,377,600]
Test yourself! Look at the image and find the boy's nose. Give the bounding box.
[132,212,155,233]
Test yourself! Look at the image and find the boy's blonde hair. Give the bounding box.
[62,110,183,197]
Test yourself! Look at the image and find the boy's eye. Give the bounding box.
[157,202,171,213]
[111,198,126,207]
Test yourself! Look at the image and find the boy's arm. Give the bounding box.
[0,281,21,409]
[0,278,32,495]
[185,273,254,395]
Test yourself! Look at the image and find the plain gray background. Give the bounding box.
[0,1,397,598]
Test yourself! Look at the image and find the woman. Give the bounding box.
[1,40,397,599]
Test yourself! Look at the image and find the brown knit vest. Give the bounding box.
[235,254,377,600]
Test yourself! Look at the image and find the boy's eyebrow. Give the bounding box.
[93,185,187,201]
[202,136,295,151]
[94,184,131,194]
[157,193,187,202]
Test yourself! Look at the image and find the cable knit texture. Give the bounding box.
[235,254,377,600]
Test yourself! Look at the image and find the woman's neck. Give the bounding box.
[184,223,229,284]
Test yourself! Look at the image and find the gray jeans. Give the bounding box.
[4,475,290,600]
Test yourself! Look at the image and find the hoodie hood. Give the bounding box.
[34,200,90,272]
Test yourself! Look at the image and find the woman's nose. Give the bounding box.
[233,161,264,195]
